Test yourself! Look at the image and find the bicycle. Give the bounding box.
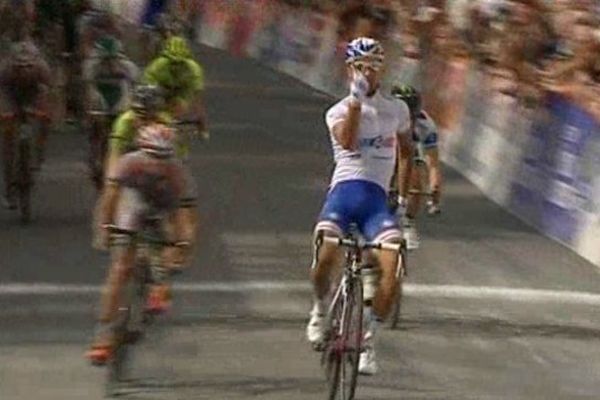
[315,232,402,400]
[408,142,441,216]
[87,109,120,190]
[1,109,45,223]
[103,220,187,397]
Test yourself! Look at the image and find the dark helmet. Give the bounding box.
[131,85,164,116]
[94,35,122,59]
[391,84,421,116]
[11,41,38,67]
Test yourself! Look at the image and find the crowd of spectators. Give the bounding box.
[177,0,600,119]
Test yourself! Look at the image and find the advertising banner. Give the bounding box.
[510,94,600,245]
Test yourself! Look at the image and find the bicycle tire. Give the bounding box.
[105,262,150,397]
[389,246,407,330]
[17,138,31,223]
[324,278,363,400]
[88,120,104,191]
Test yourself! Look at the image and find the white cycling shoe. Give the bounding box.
[358,341,378,376]
[403,218,420,250]
[306,307,326,346]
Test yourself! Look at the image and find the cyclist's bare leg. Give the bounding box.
[426,149,442,206]
[95,240,137,344]
[372,241,401,320]
[162,206,197,268]
[310,229,344,301]
[406,165,423,218]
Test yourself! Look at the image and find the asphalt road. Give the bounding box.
[2,45,600,400]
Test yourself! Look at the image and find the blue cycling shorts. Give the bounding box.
[315,180,401,243]
[413,130,438,149]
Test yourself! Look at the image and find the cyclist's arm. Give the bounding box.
[397,133,413,199]
[94,181,120,228]
[328,101,360,151]
[104,112,133,178]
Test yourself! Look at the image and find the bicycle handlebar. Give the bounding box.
[321,235,402,252]
[104,224,189,248]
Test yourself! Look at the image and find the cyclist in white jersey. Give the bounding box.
[390,84,442,250]
[306,37,413,376]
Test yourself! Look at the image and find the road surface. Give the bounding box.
[1,45,600,400]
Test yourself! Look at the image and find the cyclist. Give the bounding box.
[98,84,197,312]
[391,84,442,250]
[143,36,208,138]
[83,36,139,115]
[78,7,121,59]
[83,35,139,187]
[306,37,413,376]
[87,123,197,365]
[0,40,51,208]
[103,85,173,180]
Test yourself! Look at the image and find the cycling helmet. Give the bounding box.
[162,36,192,62]
[136,123,175,158]
[345,37,385,67]
[156,13,184,36]
[131,85,165,116]
[391,84,421,116]
[95,35,122,59]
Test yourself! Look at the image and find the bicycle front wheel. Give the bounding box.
[324,278,363,400]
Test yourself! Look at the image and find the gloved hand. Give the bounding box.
[349,68,370,104]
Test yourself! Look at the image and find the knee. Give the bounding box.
[312,229,340,270]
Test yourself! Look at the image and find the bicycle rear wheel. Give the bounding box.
[106,263,151,397]
[17,138,32,223]
[323,278,363,400]
[389,245,407,330]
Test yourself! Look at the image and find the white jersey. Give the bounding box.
[325,92,411,192]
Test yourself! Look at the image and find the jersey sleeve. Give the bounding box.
[107,152,133,183]
[142,57,165,86]
[109,111,134,154]
[325,101,348,133]
[396,100,411,135]
[187,60,204,92]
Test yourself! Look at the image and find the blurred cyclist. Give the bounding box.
[143,36,208,138]
[97,84,197,313]
[83,36,139,115]
[390,84,442,250]
[87,123,197,365]
[306,37,413,376]
[0,40,51,208]
[83,35,139,187]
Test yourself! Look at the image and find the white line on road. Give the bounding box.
[3,282,600,306]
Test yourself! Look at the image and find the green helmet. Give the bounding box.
[95,35,121,59]
[162,36,192,62]
[391,84,421,116]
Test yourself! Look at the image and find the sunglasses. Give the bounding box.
[350,60,383,72]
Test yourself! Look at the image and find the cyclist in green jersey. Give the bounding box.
[143,36,208,138]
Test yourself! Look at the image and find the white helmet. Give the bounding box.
[345,37,385,67]
[136,123,176,158]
